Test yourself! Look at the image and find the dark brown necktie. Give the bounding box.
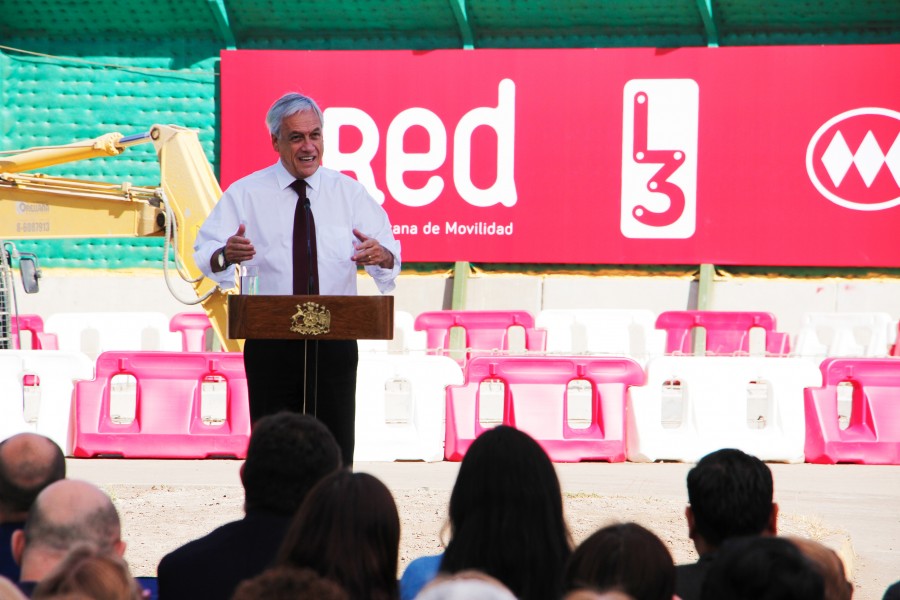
[290,179,319,294]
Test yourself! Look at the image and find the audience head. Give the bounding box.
[789,537,853,600]
[441,426,572,600]
[700,536,824,600]
[884,581,900,600]
[686,448,777,553]
[232,566,349,600]
[31,543,142,600]
[277,470,400,600]
[564,522,674,600]
[564,591,635,600]
[0,575,28,600]
[0,433,66,522]
[12,479,124,583]
[242,412,341,516]
[416,571,517,600]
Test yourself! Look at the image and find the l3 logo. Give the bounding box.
[621,79,699,239]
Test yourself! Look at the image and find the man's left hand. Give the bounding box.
[352,228,394,269]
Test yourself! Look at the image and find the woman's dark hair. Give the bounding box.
[564,522,675,600]
[440,426,572,600]
[276,470,400,600]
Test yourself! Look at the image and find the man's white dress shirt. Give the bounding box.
[194,160,401,295]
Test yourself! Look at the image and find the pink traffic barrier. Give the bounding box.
[445,355,646,462]
[10,315,58,350]
[805,358,900,464]
[70,351,250,458]
[655,310,790,356]
[169,312,213,352]
[414,310,547,365]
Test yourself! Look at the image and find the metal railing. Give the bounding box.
[0,241,13,349]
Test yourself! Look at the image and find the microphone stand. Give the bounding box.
[303,198,318,417]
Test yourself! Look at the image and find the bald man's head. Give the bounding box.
[13,479,125,583]
[24,479,122,554]
[0,433,66,520]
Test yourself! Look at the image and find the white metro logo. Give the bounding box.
[806,107,900,211]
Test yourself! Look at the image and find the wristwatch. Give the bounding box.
[216,247,230,270]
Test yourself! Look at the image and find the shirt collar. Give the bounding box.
[273,160,321,194]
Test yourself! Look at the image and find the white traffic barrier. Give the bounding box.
[627,355,821,463]
[355,354,463,461]
[45,312,182,360]
[0,350,94,452]
[537,309,665,363]
[794,312,894,358]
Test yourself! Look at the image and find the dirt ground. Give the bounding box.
[67,460,899,600]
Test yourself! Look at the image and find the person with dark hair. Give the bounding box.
[194,91,401,467]
[277,470,400,600]
[400,426,572,600]
[32,543,143,600]
[564,522,675,600]
[157,412,341,600]
[884,581,900,600]
[231,567,349,600]
[11,479,125,595]
[0,433,66,581]
[700,536,824,600]
[675,448,778,600]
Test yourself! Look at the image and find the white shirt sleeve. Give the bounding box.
[193,188,240,290]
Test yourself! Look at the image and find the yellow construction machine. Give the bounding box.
[0,125,239,351]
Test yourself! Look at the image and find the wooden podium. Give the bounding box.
[228,295,394,341]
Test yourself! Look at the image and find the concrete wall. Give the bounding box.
[13,269,900,346]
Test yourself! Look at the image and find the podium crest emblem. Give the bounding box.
[290,302,331,336]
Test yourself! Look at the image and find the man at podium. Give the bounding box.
[194,92,401,466]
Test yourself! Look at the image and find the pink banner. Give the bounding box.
[221,46,900,266]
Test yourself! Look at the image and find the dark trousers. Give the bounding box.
[244,338,358,466]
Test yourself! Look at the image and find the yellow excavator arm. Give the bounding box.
[0,125,240,351]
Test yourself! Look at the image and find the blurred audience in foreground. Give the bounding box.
[0,433,66,582]
[676,448,778,600]
[31,543,142,600]
[12,479,125,596]
[157,412,341,600]
[277,470,400,600]
[700,536,824,600]
[565,522,675,600]
[401,426,572,600]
